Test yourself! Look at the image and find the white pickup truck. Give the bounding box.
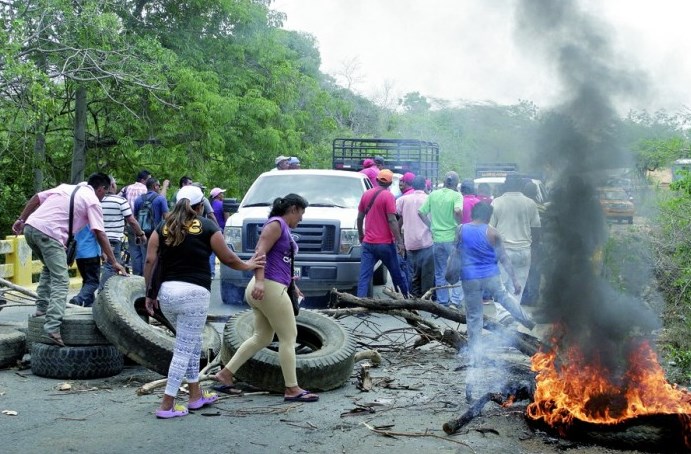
[220,169,378,305]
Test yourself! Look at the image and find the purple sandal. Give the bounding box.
[155,404,189,419]
[188,390,219,410]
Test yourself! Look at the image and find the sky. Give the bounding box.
[271,0,691,114]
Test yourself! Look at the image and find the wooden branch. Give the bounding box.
[0,278,38,299]
[137,354,221,395]
[353,349,382,366]
[361,422,472,448]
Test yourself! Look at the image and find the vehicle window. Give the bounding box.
[242,174,366,209]
[602,190,629,201]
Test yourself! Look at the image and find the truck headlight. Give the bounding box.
[224,226,242,252]
[340,228,360,254]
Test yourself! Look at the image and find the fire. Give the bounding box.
[526,334,691,438]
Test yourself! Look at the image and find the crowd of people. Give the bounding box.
[10,155,543,417]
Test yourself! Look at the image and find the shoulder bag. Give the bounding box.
[65,186,82,266]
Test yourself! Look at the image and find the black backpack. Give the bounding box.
[137,193,158,236]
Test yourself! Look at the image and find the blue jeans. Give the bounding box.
[73,257,101,307]
[357,242,409,297]
[462,274,533,362]
[407,246,435,298]
[209,253,216,279]
[99,240,121,291]
[433,242,463,305]
[128,232,146,276]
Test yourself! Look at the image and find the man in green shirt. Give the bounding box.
[418,171,463,307]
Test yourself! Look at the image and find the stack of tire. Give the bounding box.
[0,326,26,369]
[27,308,124,379]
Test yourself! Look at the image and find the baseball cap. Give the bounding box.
[401,172,416,184]
[362,158,375,168]
[374,156,385,165]
[445,171,459,187]
[460,179,475,194]
[376,169,394,184]
[210,187,226,198]
[275,155,289,165]
[288,157,300,164]
[176,185,204,205]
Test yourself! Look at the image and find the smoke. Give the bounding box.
[513,0,660,364]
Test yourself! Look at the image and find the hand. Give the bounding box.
[512,281,522,296]
[114,262,129,276]
[145,297,159,316]
[246,253,266,270]
[396,242,405,256]
[251,280,265,301]
[161,179,170,190]
[12,219,24,235]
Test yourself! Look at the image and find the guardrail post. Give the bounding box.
[6,235,34,287]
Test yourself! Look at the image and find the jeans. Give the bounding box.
[24,225,69,334]
[495,248,531,322]
[432,242,463,305]
[407,246,435,298]
[99,240,121,291]
[209,253,216,279]
[357,242,409,297]
[462,274,533,362]
[128,232,147,276]
[73,257,101,307]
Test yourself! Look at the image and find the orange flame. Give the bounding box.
[526,335,691,443]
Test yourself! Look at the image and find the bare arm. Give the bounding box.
[125,214,146,237]
[357,212,365,242]
[93,229,127,274]
[387,213,405,255]
[417,211,431,229]
[454,207,463,224]
[210,232,265,271]
[12,194,41,234]
[249,221,282,301]
[143,231,160,315]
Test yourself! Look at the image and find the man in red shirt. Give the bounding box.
[356,169,409,297]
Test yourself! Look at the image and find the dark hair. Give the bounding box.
[137,169,151,182]
[146,177,159,191]
[87,173,111,191]
[179,176,193,188]
[504,174,525,192]
[460,179,475,195]
[471,202,493,223]
[477,183,492,196]
[523,181,538,200]
[412,175,427,190]
[269,193,309,217]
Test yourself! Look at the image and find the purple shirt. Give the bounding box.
[263,216,297,286]
[212,199,225,230]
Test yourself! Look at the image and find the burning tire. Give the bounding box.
[223,310,356,393]
[93,276,221,376]
[0,327,25,368]
[30,343,123,379]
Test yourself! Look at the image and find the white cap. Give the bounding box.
[275,155,289,165]
[176,185,204,205]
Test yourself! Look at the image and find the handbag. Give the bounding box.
[66,186,82,266]
[445,225,463,285]
[288,241,300,316]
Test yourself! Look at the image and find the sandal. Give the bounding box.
[34,310,46,317]
[41,332,65,347]
[284,390,319,402]
[188,390,219,410]
[155,404,189,419]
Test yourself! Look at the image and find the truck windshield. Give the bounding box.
[242,174,365,209]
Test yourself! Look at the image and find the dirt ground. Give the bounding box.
[0,304,659,454]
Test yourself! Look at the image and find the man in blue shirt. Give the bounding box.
[132,178,169,275]
[70,225,101,307]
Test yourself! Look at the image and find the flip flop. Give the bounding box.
[155,404,189,419]
[284,390,319,402]
[34,310,46,317]
[212,384,243,395]
[41,332,65,347]
[188,390,219,410]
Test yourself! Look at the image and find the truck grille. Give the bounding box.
[245,222,337,253]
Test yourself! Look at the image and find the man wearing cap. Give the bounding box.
[397,175,434,298]
[359,158,379,186]
[357,169,409,297]
[398,172,416,199]
[418,171,464,307]
[287,157,301,169]
[209,187,228,278]
[274,155,290,171]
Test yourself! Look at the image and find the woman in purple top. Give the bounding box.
[215,193,319,402]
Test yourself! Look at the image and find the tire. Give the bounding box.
[30,343,123,379]
[92,276,221,376]
[223,309,356,393]
[0,327,26,368]
[27,309,109,350]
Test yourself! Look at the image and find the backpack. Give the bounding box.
[137,193,158,236]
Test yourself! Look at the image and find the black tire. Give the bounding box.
[27,309,109,350]
[223,309,356,393]
[0,327,26,368]
[93,276,221,376]
[30,343,123,379]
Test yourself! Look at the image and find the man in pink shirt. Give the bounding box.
[356,169,409,297]
[12,173,127,347]
[461,180,481,224]
[398,172,416,198]
[396,175,434,297]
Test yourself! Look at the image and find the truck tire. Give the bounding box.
[223,310,356,392]
[30,343,123,379]
[27,309,109,350]
[0,327,25,368]
[93,276,221,376]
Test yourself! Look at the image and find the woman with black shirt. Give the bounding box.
[144,185,264,419]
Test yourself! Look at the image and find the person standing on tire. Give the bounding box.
[12,173,127,347]
[214,194,320,403]
[144,185,264,419]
